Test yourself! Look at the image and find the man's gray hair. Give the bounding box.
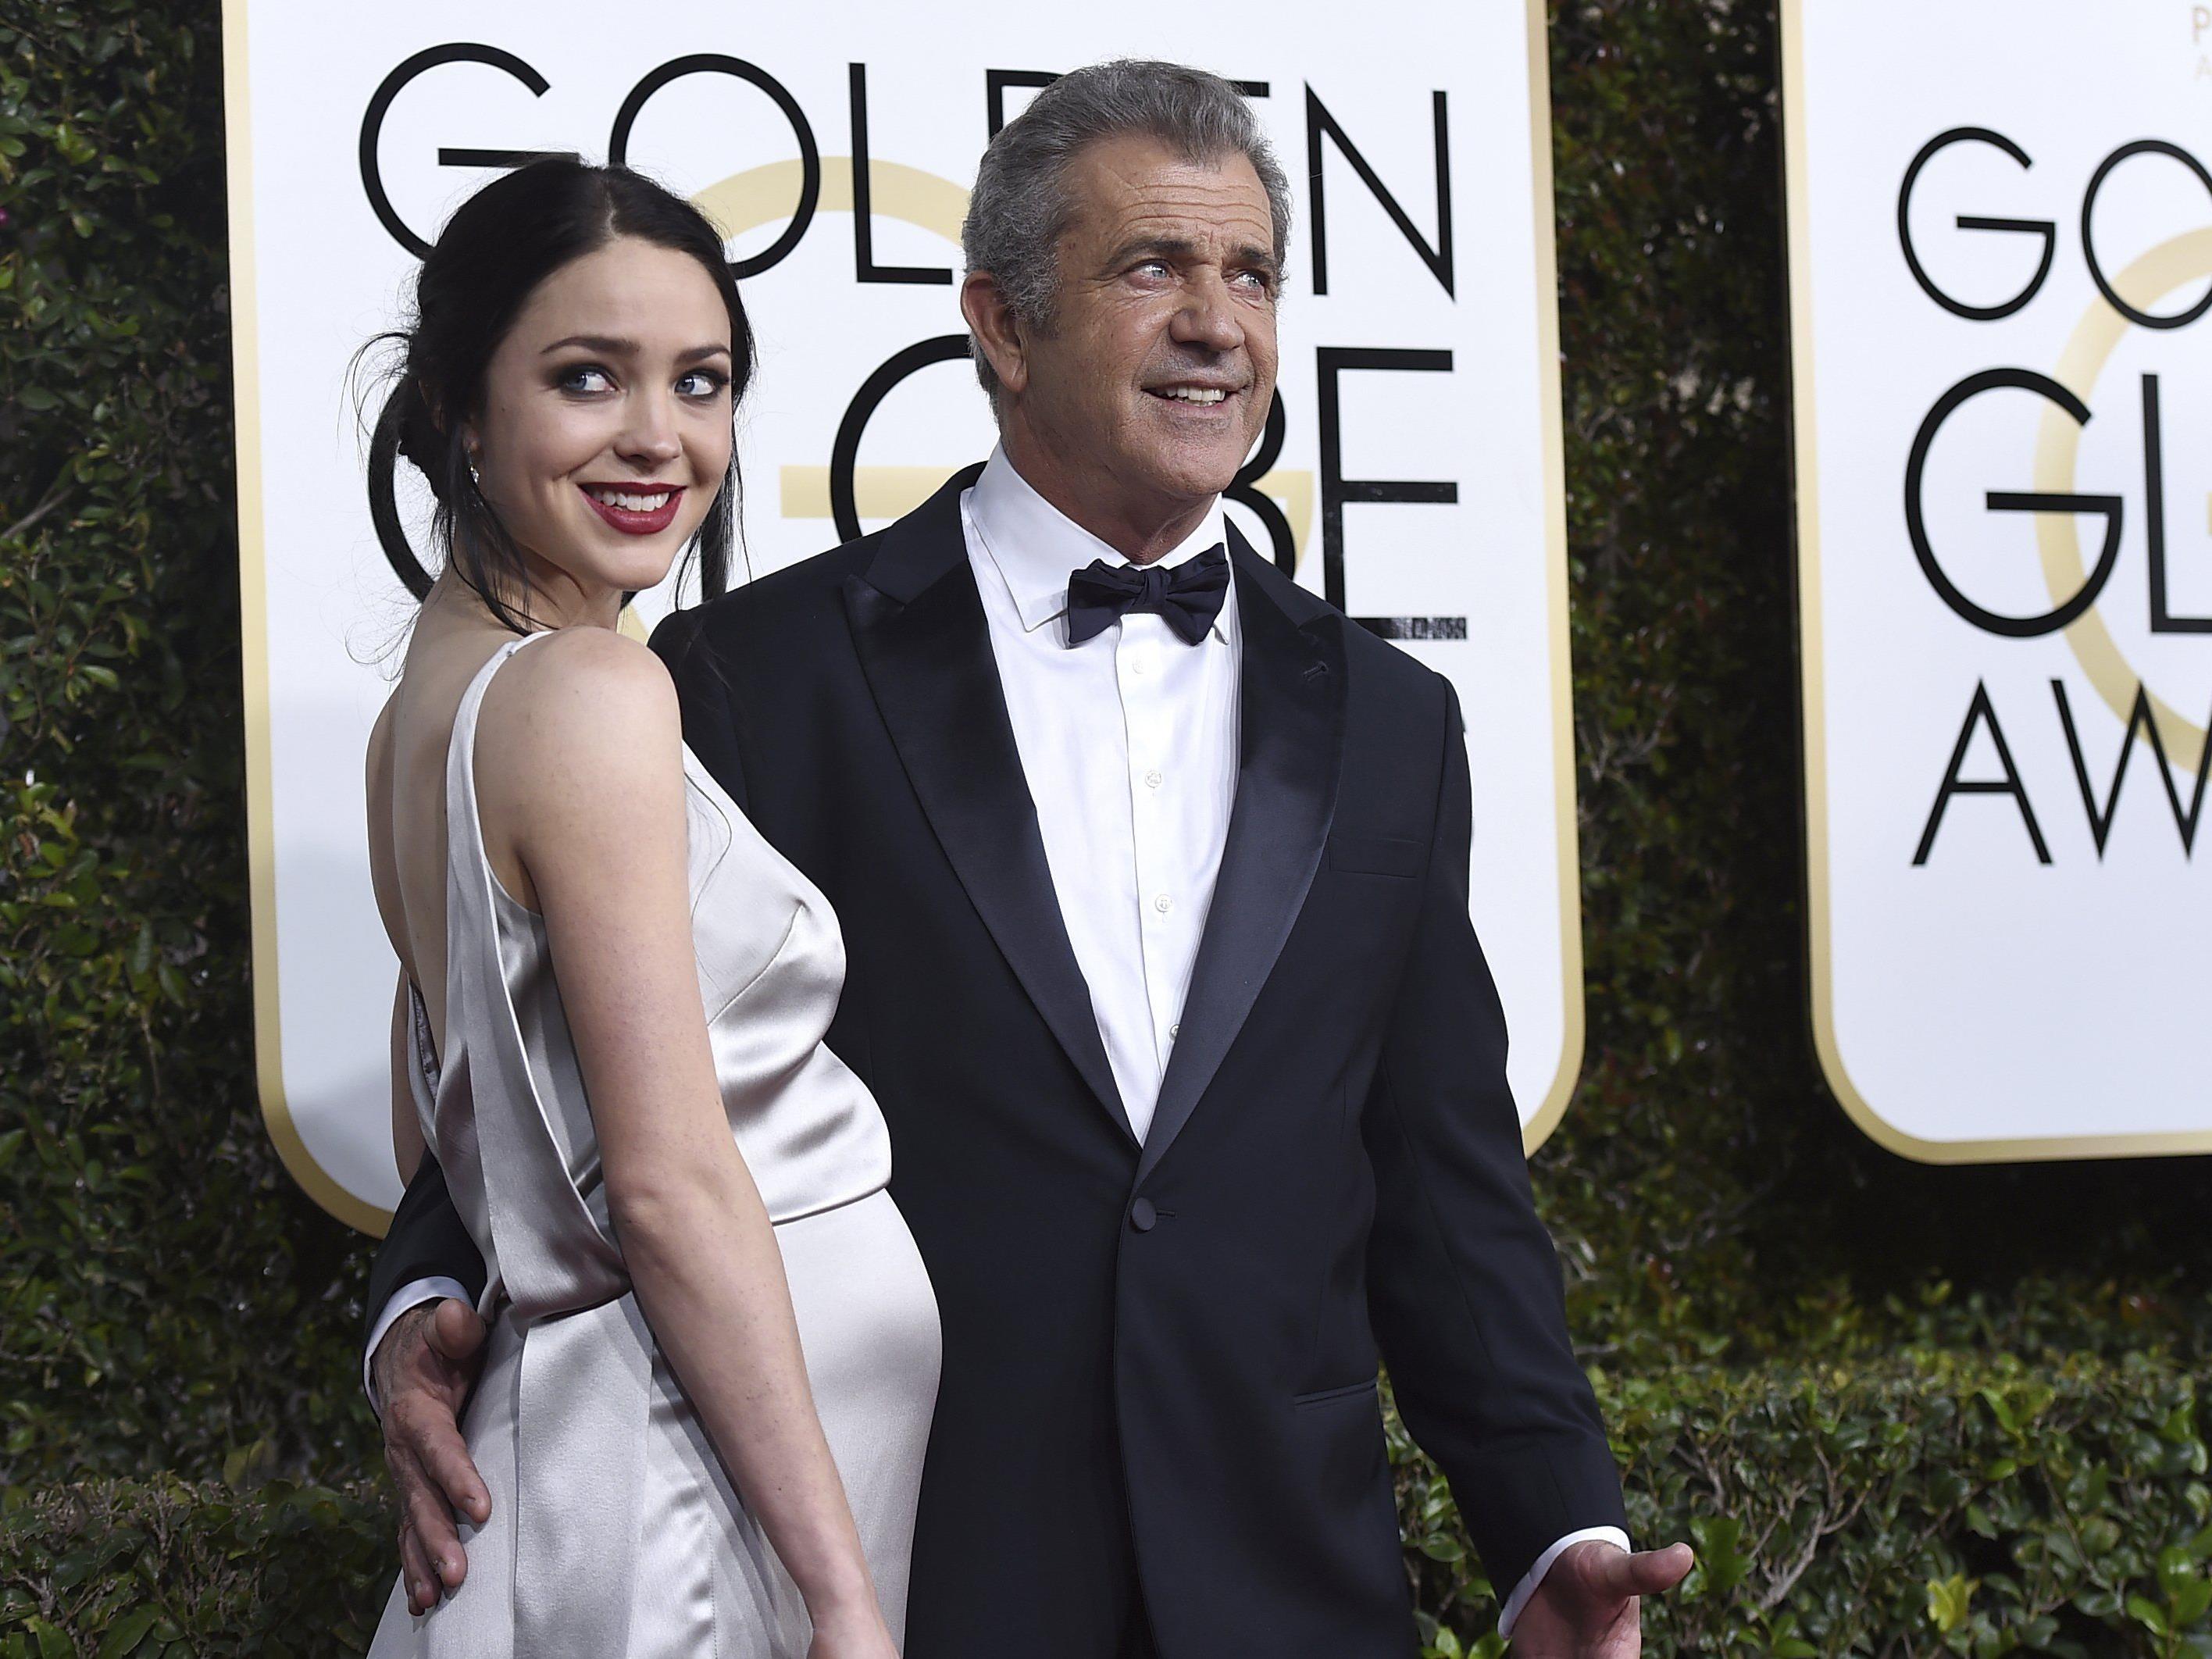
[961,59,1293,401]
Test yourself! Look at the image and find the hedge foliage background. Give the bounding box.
[3,1,2207,1653]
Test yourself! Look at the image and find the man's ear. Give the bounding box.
[961,271,1029,398]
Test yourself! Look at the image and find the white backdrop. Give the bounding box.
[1784,2,2212,1160]
[221,0,1584,1230]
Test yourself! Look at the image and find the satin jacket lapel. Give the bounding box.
[842,468,1134,1143]
[1137,527,1347,1185]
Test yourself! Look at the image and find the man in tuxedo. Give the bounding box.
[366,59,1689,1657]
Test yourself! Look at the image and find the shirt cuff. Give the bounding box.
[1497,1525,1634,1639]
[362,1276,472,1415]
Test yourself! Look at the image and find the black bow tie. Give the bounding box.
[1064,545,1229,647]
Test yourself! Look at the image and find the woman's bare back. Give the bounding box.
[364,581,544,1125]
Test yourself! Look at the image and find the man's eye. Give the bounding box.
[1133,260,1171,278]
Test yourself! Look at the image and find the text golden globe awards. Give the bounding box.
[1784,0,2212,1161]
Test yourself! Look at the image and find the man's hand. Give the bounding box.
[374,1298,491,1615]
[1509,1539,1696,1656]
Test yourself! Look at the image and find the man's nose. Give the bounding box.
[617,393,683,464]
[1170,270,1246,354]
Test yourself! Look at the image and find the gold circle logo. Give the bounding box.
[2032,229,2211,772]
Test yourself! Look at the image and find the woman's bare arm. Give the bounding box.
[480,628,887,1643]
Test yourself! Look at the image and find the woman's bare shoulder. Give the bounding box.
[478,626,683,802]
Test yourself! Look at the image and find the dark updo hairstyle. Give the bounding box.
[366,159,755,633]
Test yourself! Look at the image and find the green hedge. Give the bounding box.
[6,1353,2207,1655]
[7,0,2212,1652]
[0,1480,388,1657]
[1,5,372,1487]
[1409,1354,2212,1657]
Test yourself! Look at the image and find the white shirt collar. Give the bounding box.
[967,444,1232,639]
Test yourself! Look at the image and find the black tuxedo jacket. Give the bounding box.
[368,466,1625,1657]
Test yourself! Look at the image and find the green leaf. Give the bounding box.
[1927,1573,1977,1634]
[2159,1543,2207,1599]
[2128,1593,2171,1637]
[95,1607,159,1658]
[2173,1578,2212,1626]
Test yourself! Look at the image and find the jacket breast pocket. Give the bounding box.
[1323,832,1425,879]
[1292,1374,1380,1410]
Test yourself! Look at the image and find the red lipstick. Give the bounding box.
[579,483,683,536]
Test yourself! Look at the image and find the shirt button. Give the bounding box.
[1129,655,1149,678]
[1145,769,1163,789]
[1154,894,1173,914]
[1169,1022,1181,1039]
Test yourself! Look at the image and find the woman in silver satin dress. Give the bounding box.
[360,162,939,1657]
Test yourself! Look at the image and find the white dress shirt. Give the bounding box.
[369,443,1624,1629]
[962,447,1238,1145]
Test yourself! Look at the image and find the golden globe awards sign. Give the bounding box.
[221,1,1584,1229]
[1782,2,2212,1161]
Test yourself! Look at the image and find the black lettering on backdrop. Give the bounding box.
[1227,392,1295,574]
[1305,87,1454,298]
[2139,374,2212,633]
[1914,681,2053,865]
[435,144,575,172]
[2082,140,2212,330]
[359,51,1479,639]
[360,45,551,258]
[1905,368,2123,637]
[830,335,972,544]
[985,70,1058,139]
[849,64,951,286]
[2054,679,2211,857]
[1896,128,2054,322]
[1315,347,1462,637]
[610,55,820,280]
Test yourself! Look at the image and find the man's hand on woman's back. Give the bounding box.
[373,1297,491,1615]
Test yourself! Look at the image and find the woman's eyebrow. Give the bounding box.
[541,334,637,355]
[541,336,732,363]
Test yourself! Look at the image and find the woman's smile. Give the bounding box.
[578,481,684,536]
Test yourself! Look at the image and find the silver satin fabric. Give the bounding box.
[369,633,940,1657]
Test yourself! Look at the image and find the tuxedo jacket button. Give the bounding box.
[1129,1197,1158,1233]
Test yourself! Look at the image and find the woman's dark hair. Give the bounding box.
[366,159,755,632]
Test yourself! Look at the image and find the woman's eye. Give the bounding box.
[676,369,729,399]
[559,366,613,394]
